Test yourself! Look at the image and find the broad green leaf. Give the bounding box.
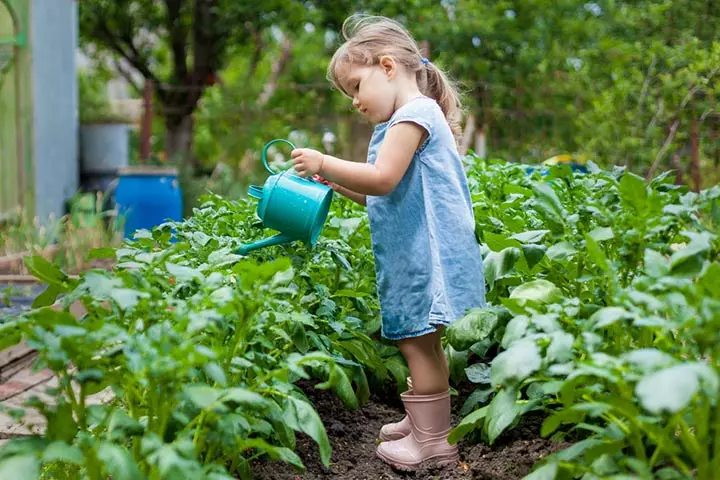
[42,441,84,465]
[238,438,304,470]
[589,227,614,242]
[460,387,494,416]
[315,365,358,409]
[204,362,228,387]
[546,331,575,363]
[32,284,62,308]
[700,263,720,297]
[585,235,610,275]
[491,339,541,386]
[484,247,521,290]
[509,280,561,306]
[636,363,719,414]
[46,403,77,443]
[448,405,488,444]
[510,230,550,244]
[97,442,142,480]
[446,308,498,351]
[487,387,521,444]
[484,231,522,251]
[221,388,268,408]
[643,249,670,278]
[522,244,547,270]
[501,315,530,349]
[0,455,39,479]
[546,241,577,261]
[590,307,632,329]
[89,247,116,259]
[522,462,558,480]
[81,273,123,298]
[621,349,675,372]
[166,262,204,282]
[283,396,331,466]
[532,182,564,220]
[465,363,491,384]
[23,256,68,287]
[110,288,148,311]
[619,172,648,212]
[555,438,604,462]
[670,238,710,278]
[184,385,222,409]
[541,408,585,437]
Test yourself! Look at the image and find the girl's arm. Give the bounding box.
[291,122,426,196]
[333,184,367,206]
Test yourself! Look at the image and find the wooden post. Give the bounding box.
[140,80,153,163]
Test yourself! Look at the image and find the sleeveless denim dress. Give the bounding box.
[366,96,486,340]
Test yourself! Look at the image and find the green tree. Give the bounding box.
[79,0,308,170]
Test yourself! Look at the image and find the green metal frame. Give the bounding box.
[0,0,31,216]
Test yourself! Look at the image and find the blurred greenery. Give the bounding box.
[78,0,720,205]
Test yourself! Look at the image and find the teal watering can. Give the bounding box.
[237,139,334,255]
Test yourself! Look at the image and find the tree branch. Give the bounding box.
[258,36,293,107]
[166,0,188,83]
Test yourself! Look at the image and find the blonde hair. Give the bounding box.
[328,14,463,138]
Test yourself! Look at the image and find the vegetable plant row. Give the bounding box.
[0,155,718,480]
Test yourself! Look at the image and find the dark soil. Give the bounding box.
[253,381,568,480]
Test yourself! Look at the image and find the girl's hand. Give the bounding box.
[291,148,325,177]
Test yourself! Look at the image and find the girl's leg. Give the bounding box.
[434,327,450,381]
[398,330,449,395]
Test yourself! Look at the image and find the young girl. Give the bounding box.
[291,14,486,471]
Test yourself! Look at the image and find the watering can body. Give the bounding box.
[238,139,333,255]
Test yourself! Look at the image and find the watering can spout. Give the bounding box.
[237,232,296,255]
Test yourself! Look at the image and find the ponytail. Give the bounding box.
[419,61,463,140]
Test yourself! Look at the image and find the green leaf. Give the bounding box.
[670,239,710,278]
[487,387,521,444]
[522,462,558,480]
[501,315,530,349]
[700,263,720,298]
[636,363,719,414]
[238,438,304,470]
[97,442,142,480]
[509,279,561,306]
[619,172,648,212]
[585,234,610,275]
[204,363,228,388]
[546,241,577,261]
[448,406,488,444]
[283,396,331,467]
[532,182,564,220]
[316,365,358,409]
[42,441,84,465]
[465,363,491,384]
[510,230,551,244]
[491,339,541,386]
[0,455,39,479]
[166,262,204,282]
[621,349,675,372]
[546,331,575,363]
[590,307,632,329]
[46,402,78,443]
[89,247,116,260]
[110,288,148,311]
[484,247,521,290]
[522,244,547,270]
[221,388,268,409]
[23,256,68,287]
[589,227,614,242]
[460,387,494,416]
[184,385,222,409]
[446,308,499,351]
[32,284,62,308]
[644,249,670,278]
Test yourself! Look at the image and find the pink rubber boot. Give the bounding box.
[376,389,459,471]
[379,377,413,441]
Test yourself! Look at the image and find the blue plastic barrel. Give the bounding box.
[115,167,183,239]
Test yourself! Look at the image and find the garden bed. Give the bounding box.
[253,381,567,480]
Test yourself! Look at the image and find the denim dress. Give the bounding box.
[366,96,486,340]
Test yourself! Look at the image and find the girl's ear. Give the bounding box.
[378,55,396,79]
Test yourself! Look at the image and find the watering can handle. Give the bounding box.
[262,139,296,175]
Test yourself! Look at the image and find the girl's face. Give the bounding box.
[338,62,398,124]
